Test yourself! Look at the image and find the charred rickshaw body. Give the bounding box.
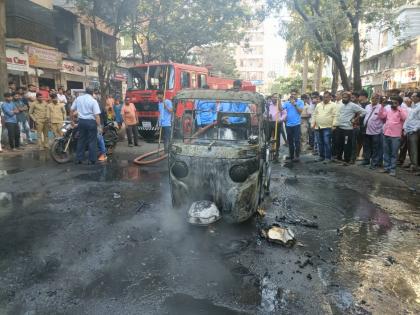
[169,90,271,224]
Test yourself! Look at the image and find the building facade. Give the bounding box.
[5,0,126,96]
[6,0,61,89]
[361,5,420,93]
[234,18,286,94]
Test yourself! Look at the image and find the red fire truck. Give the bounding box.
[126,62,256,139]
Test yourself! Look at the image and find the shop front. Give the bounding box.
[60,59,86,90]
[398,66,418,90]
[111,67,129,98]
[362,73,384,94]
[85,61,100,89]
[27,45,61,89]
[6,47,30,87]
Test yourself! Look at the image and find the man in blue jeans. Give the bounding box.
[158,90,173,153]
[282,89,304,161]
[71,88,101,164]
[311,91,337,163]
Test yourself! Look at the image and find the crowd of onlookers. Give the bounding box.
[0,82,74,153]
[2,80,420,177]
[265,89,420,176]
[0,81,143,160]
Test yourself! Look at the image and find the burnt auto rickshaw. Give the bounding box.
[169,89,272,224]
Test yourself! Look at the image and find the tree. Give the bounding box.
[189,45,239,78]
[71,0,137,104]
[270,0,410,91]
[125,0,254,63]
[271,75,331,95]
[0,0,7,99]
[337,0,409,91]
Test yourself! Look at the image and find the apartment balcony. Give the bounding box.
[6,0,55,47]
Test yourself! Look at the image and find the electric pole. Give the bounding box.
[0,0,8,99]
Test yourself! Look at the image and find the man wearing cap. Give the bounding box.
[29,93,50,149]
[48,93,66,137]
[71,88,101,164]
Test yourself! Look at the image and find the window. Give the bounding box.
[181,72,191,88]
[198,74,207,88]
[191,73,197,88]
[129,65,175,90]
[380,30,389,49]
[80,24,86,51]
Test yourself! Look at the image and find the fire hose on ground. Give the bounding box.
[133,122,217,166]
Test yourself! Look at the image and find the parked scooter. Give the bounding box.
[50,121,119,163]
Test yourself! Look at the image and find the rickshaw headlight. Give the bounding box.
[171,161,188,179]
[229,165,249,183]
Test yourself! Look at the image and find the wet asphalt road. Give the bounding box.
[0,142,419,315]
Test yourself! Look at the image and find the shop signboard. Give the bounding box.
[6,48,29,72]
[27,46,61,69]
[61,60,85,75]
[86,61,99,77]
[113,68,129,81]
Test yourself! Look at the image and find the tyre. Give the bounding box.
[50,139,71,164]
[139,129,157,141]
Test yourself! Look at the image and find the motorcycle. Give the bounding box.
[50,121,119,163]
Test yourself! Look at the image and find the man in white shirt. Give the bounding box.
[403,92,420,172]
[71,88,101,164]
[57,87,67,105]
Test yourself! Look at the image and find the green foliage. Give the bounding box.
[123,0,255,63]
[188,45,239,78]
[70,0,137,98]
[270,0,410,91]
[271,75,331,95]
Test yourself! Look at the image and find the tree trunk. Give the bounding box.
[331,59,339,94]
[0,0,8,99]
[315,55,323,91]
[302,50,309,93]
[132,33,137,65]
[352,27,362,91]
[333,54,351,91]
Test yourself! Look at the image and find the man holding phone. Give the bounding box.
[282,89,304,161]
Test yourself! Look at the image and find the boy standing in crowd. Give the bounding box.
[14,92,32,144]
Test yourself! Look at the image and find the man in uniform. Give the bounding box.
[29,93,50,149]
[48,93,66,137]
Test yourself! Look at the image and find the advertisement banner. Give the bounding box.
[6,48,29,72]
[27,46,61,69]
[400,67,417,84]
